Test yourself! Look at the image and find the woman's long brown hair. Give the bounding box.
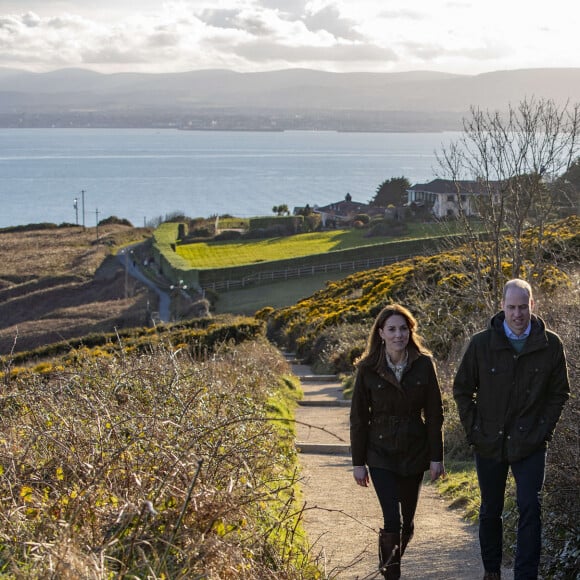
[356,303,432,370]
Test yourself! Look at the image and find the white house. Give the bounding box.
[406,179,494,218]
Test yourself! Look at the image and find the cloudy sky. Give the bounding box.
[0,0,578,76]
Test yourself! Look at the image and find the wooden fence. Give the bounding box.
[201,254,415,293]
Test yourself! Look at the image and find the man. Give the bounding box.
[453,279,570,580]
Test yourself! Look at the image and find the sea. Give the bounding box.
[0,128,461,229]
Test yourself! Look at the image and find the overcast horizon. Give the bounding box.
[1,0,578,77]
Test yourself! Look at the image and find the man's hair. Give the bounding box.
[502,278,533,301]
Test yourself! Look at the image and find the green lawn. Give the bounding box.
[212,271,349,315]
[176,229,382,268]
[176,223,457,268]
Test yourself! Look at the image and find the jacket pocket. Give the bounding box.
[509,416,549,459]
[369,416,402,453]
[369,416,425,455]
[470,416,503,458]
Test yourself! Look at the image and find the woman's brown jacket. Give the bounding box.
[350,346,444,476]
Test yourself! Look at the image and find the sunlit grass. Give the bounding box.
[176,229,382,268]
[176,222,459,268]
[436,461,481,522]
[216,217,250,229]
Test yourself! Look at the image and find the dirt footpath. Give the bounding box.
[292,361,514,580]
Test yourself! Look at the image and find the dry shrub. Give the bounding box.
[533,280,580,578]
[0,224,144,278]
[307,323,369,374]
[0,225,155,354]
[0,339,317,579]
[441,276,579,576]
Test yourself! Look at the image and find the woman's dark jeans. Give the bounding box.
[475,448,546,579]
[368,466,423,534]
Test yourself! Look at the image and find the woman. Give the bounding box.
[350,304,445,579]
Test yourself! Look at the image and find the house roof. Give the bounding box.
[407,178,496,195]
[315,199,370,213]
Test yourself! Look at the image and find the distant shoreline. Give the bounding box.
[0,126,452,134]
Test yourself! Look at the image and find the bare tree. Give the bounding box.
[437,97,580,309]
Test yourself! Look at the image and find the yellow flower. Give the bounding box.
[20,486,34,503]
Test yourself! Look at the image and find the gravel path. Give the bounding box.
[292,360,514,580]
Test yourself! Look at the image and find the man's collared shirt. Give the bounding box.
[503,319,531,340]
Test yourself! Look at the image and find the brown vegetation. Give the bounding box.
[0,225,155,354]
[0,336,317,578]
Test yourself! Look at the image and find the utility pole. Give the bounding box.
[95,208,99,242]
[169,279,188,321]
[81,189,86,230]
[124,250,129,299]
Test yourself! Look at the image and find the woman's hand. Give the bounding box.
[430,461,446,481]
[353,465,370,487]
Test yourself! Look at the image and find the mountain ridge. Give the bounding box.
[1,67,578,131]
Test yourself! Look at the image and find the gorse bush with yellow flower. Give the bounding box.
[2,315,265,372]
[257,216,579,367]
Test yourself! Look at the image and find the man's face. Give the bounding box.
[502,287,533,336]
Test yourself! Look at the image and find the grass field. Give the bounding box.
[213,271,348,315]
[176,222,460,268]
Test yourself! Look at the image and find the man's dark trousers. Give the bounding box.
[475,448,546,579]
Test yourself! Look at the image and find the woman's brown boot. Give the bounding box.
[378,529,401,579]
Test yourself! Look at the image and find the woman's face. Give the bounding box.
[378,314,410,356]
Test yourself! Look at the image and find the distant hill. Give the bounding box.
[0,67,578,131]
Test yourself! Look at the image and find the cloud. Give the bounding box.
[303,4,363,41]
[376,8,424,21]
[198,9,240,30]
[400,40,507,64]
[0,0,577,75]
[199,3,362,41]
[20,12,41,27]
[0,8,207,70]
[199,8,277,36]
[0,11,100,66]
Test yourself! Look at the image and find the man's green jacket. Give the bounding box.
[453,312,570,463]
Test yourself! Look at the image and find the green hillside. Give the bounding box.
[258,216,579,365]
[177,229,397,268]
[175,222,471,268]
